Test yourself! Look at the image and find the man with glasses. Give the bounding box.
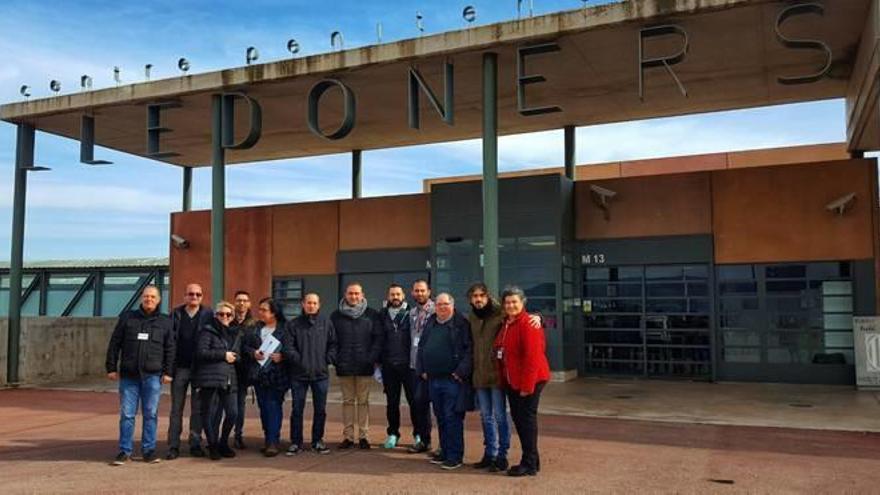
[166,283,213,460]
[231,290,257,449]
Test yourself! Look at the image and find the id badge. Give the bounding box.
[137,333,149,341]
[413,336,420,347]
[496,348,504,360]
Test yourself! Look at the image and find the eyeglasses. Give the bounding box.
[217,312,233,318]
[187,292,203,297]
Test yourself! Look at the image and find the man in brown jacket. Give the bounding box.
[466,282,510,473]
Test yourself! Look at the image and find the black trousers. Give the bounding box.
[199,386,238,449]
[234,384,248,440]
[506,381,545,471]
[382,363,418,438]
[410,370,433,446]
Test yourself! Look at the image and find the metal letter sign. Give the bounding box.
[222,93,262,149]
[517,43,562,116]
[408,62,454,129]
[146,101,182,159]
[775,2,832,85]
[80,115,113,165]
[307,79,356,140]
[639,25,689,101]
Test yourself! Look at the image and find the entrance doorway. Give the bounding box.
[582,264,712,379]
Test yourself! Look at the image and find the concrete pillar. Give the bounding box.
[7,123,35,385]
[211,95,225,303]
[352,149,362,199]
[482,53,499,295]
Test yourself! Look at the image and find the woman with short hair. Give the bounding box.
[494,286,551,477]
[242,297,288,457]
[195,300,241,460]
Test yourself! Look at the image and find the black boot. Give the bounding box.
[472,455,495,469]
[490,456,508,473]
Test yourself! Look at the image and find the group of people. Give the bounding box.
[104,278,551,477]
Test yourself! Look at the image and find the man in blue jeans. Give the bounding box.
[282,293,338,455]
[416,293,473,471]
[466,282,511,472]
[105,285,175,466]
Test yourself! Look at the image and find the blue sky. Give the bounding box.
[0,0,851,261]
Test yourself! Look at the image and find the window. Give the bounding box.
[273,278,303,319]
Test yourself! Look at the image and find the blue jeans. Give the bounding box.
[429,377,464,463]
[290,378,329,446]
[255,385,285,445]
[475,387,510,459]
[118,374,162,455]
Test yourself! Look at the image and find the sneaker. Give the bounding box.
[358,439,371,450]
[165,448,179,461]
[189,446,206,458]
[111,452,130,466]
[286,444,302,456]
[407,440,429,454]
[383,434,399,449]
[312,441,331,455]
[233,437,246,450]
[441,460,463,470]
[142,451,161,464]
[472,455,495,469]
[219,445,236,458]
[338,439,355,450]
[490,456,509,473]
[428,451,446,464]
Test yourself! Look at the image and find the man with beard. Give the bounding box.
[405,279,434,454]
[377,284,429,450]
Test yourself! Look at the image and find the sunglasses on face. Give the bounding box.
[217,312,233,317]
[187,292,203,297]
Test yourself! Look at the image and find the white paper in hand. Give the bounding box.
[372,366,383,384]
[258,334,281,367]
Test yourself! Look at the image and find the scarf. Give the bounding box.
[339,298,368,319]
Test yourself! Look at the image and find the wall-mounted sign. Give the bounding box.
[853,317,880,389]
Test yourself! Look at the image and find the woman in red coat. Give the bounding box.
[494,286,551,477]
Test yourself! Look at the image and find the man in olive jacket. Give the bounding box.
[283,293,338,455]
[466,282,510,472]
[330,282,382,449]
[105,285,175,466]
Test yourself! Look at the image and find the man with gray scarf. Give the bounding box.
[330,282,382,449]
[405,279,435,454]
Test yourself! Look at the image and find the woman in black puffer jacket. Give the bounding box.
[195,301,241,460]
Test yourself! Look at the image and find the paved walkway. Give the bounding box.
[33,376,880,432]
[1,387,879,494]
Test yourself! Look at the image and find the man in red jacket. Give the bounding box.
[494,286,551,477]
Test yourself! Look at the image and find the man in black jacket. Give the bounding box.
[166,283,213,460]
[283,293,337,455]
[231,290,257,449]
[330,282,382,450]
[416,293,473,471]
[105,285,174,466]
[378,283,421,450]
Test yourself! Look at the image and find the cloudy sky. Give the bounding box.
[0,0,851,261]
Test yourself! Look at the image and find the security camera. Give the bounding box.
[826,192,856,216]
[170,234,190,249]
[590,184,617,221]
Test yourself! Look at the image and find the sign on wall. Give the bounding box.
[853,317,880,388]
